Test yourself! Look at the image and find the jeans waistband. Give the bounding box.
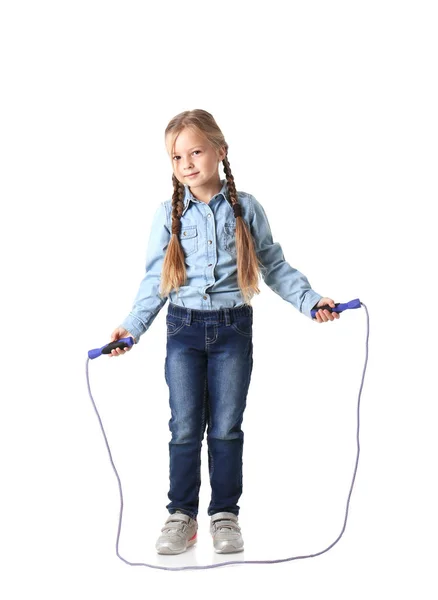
[167,302,253,325]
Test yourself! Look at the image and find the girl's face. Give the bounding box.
[168,128,226,193]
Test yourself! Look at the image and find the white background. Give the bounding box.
[1,0,437,597]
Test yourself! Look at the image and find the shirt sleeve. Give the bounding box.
[248,194,322,319]
[119,202,170,342]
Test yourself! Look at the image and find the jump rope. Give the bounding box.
[85,298,369,571]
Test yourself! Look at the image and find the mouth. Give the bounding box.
[186,172,199,178]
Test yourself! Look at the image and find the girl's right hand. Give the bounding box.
[108,327,136,357]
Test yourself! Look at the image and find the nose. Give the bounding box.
[182,157,194,169]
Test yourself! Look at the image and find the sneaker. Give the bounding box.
[210,512,244,553]
[155,511,198,554]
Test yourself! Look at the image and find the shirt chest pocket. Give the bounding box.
[180,225,198,257]
[223,222,237,256]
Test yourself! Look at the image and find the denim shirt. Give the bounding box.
[120,179,322,342]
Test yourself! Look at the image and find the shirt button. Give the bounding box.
[208,240,212,244]
[203,295,208,299]
[208,263,212,267]
[207,214,211,218]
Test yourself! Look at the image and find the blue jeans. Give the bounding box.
[164,302,254,519]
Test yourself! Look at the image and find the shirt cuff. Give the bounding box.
[300,290,323,320]
[119,314,146,344]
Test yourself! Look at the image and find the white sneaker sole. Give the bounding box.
[156,532,197,554]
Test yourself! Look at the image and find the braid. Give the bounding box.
[158,173,187,298]
[222,152,261,304]
[171,174,184,235]
[222,155,242,219]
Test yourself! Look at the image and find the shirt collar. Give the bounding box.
[182,178,228,216]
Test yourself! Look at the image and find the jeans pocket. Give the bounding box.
[166,316,186,337]
[230,314,252,337]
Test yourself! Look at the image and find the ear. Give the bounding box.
[218,146,227,162]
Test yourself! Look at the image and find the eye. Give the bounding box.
[173,150,201,161]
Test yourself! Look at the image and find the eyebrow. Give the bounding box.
[173,145,204,154]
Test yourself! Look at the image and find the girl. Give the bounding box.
[108,109,340,555]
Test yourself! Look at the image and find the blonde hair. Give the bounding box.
[159,109,262,305]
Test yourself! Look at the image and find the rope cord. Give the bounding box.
[84,302,369,571]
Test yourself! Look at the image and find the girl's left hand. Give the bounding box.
[313,297,341,323]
